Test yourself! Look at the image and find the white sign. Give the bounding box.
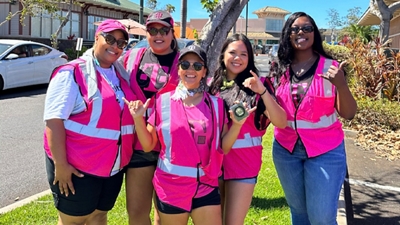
[76,38,83,51]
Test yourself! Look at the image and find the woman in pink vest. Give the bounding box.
[271,12,357,225]
[124,45,255,225]
[43,19,136,224]
[121,10,180,225]
[208,33,287,225]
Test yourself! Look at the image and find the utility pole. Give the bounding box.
[245,1,248,36]
[139,0,144,25]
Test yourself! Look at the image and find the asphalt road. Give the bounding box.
[0,84,49,208]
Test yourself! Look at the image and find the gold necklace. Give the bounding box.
[292,55,315,76]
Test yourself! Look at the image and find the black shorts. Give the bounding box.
[126,150,160,168]
[155,188,220,214]
[45,155,124,216]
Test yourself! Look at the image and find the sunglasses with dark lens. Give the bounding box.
[146,27,171,36]
[179,61,204,71]
[100,32,128,49]
[290,25,314,34]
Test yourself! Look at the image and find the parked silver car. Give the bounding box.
[0,39,68,91]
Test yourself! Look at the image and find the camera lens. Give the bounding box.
[234,106,245,117]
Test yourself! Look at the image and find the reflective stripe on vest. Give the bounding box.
[323,59,333,97]
[288,59,336,129]
[158,93,219,178]
[64,62,134,139]
[209,96,220,150]
[232,133,262,149]
[287,112,338,129]
[64,120,134,140]
[79,61,102,127]
[126,48,140,75]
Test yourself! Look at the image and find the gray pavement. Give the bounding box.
[0,85,49,208]
[344,131,400,225]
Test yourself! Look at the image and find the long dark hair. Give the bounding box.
[209,33,259,98]
[209,33,267,129]
[276,12,332,72]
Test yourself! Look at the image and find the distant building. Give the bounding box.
[358,0,400,49]
[0,0,152,50]
[187,6,290,46]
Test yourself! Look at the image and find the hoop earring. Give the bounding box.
[171,39,177,50]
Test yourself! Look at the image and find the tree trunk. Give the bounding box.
[200,0,249,78]
[380,19,391,43]
[180,0,187,38]
[51,0,73,48]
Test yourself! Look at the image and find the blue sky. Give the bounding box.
[146,0,369,29]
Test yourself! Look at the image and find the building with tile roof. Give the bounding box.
[187,6,290,47]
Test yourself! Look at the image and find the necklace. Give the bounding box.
[291,55,315,76]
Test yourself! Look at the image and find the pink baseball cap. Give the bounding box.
[145,10,174,28]
[96,19,129,40]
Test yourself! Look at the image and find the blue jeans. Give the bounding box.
[272,139,346,225]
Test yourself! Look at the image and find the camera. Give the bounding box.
[230,102,248,122]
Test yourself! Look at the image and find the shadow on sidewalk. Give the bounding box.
[345,131,400,225]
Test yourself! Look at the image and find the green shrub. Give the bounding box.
[341,96,400,131]
[64,46,88,60]
[323,42,350,63]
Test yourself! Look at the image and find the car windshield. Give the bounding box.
[0,44,13,55]
[133,40,149,49]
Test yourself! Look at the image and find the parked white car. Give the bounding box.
[0,39,68,91]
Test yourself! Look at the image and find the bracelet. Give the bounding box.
[259,88,267,96]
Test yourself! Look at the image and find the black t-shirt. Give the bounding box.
[290,55,320,107]
[136,49,177,99]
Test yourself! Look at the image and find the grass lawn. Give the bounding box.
[0,127,290,225]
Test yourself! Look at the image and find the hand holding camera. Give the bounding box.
[229,101,257,125]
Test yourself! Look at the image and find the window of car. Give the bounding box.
[32,44,50,56]
[0,44,12,56]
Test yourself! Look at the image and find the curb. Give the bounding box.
[344,129,358,139]
[337,186,347,225]
[0,189,51,215]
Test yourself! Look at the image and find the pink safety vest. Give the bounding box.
[123,48,180,151]
[222,77,274,179]
[43,59,136,177]
[153,91,225,211]
[274,55,344,157]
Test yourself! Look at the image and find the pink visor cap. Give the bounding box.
[96,19,129,40]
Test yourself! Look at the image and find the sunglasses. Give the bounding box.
[146,27,171,36]
[179,61,205,71]
[290,25,314,34]
[99,32,127,49]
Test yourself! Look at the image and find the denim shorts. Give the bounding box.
[219,173,258,184]
[155,188,220,214]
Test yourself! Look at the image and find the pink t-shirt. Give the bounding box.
[148,94,226,198]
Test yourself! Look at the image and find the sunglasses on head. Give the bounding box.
[179,61,205,71]
[146,27,171,36]
[99,32,127,49]
[290,25,314,34]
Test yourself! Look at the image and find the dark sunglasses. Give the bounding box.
[290,25,314,34]
[179,61,204,71]
[99,32,127,49]
[146,27,171,36]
